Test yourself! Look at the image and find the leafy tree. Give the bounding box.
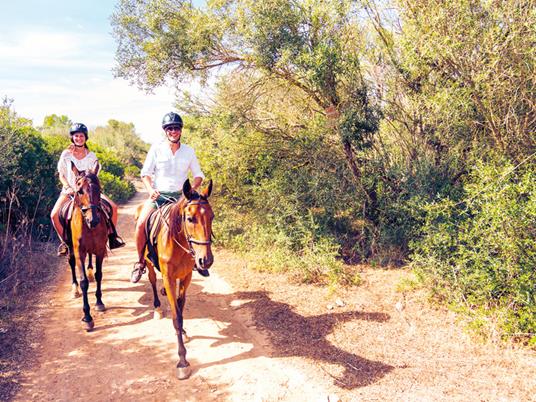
[92,119,149,167]
[112,0,381,194]
[42,114,71,129]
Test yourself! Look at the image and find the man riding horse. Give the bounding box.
[130,112,208,283]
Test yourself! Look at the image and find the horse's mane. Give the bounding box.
[85,172,100,185]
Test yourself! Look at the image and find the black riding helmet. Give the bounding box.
[69,123,88,140]
[162,112,183,129]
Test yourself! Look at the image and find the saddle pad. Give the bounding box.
[59,199,75,226]
[144,204,175,272]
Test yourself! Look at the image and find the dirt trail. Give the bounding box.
[12,188,536,402]
[13,190,335,402]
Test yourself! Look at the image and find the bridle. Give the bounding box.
[156,195,213,258]
[74,176,102,223]
[181,200,213,256]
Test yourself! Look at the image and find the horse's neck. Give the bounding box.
[166,201,186,241]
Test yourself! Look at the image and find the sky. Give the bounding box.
[0,1,196,144]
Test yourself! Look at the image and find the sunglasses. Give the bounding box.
[166,126,182,132]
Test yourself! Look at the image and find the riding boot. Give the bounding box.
[107,220,125,250]
[108,233,126,249]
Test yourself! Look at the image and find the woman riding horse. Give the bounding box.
[50,122,124,257]
[67,161,110,331]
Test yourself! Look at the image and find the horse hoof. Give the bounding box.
[95,303,106,312]
[71,285,80,299]
[176,365,191,380]
[87,269,94,282]
[183,332,191,344]
[83,319,94,332]
[153,308,164,320]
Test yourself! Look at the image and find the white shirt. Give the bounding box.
[140,141,205,192]
[57,149,99,191]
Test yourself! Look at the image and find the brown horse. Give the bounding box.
[141,179,214,379]
[66,161,108,331]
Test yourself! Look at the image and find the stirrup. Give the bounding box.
[130,262,146,284]
[57,242,68,256]
[109,235,126,250]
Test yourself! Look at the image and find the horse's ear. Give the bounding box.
[183,179,193,200]
[89,161,100,176]
[71,161,82,177]
[200,179,212,198]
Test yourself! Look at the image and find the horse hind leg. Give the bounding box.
[69,254,81,299]
[147,263,163,319]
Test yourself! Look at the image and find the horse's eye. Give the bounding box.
[186,216,195,223]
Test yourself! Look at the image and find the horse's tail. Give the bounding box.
[134,203,143,222]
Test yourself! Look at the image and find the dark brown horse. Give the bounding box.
[140,179,214,379]
[66,162,108,331]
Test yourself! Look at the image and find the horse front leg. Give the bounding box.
[162,272,190,380]
[74,248,93,331]
[69,253,80,299]
[87,254,94,282]
[177,273,192,343]
[94,254,105,312]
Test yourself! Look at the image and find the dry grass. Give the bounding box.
[215,248,536,401]
[0,237,61,401]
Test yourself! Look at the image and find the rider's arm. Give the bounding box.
[140,145,159,199]
[59,173,71,190]
[141,175,160,200]
[191,176,203,191]
[57,150,74,193]
[189,150,205,191]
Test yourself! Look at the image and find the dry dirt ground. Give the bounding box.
[8,189,536,402]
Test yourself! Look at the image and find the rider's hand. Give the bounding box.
[65,187,75,195]
[149,189,160,201]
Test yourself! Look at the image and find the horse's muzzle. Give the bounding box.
[90,216,100,228]
[83,205,100,228]
[197,255,213,270]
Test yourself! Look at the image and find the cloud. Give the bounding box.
[3,77,178,144]
[1,25,207,144]
[0,30,110,69]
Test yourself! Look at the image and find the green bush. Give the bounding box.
[124,164,141,179]
[89,143,125,177]
[99,171,135,202]
[0,124,58,237]
[411,158,536,346]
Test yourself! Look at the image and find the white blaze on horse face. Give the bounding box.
[185,203,214,269]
